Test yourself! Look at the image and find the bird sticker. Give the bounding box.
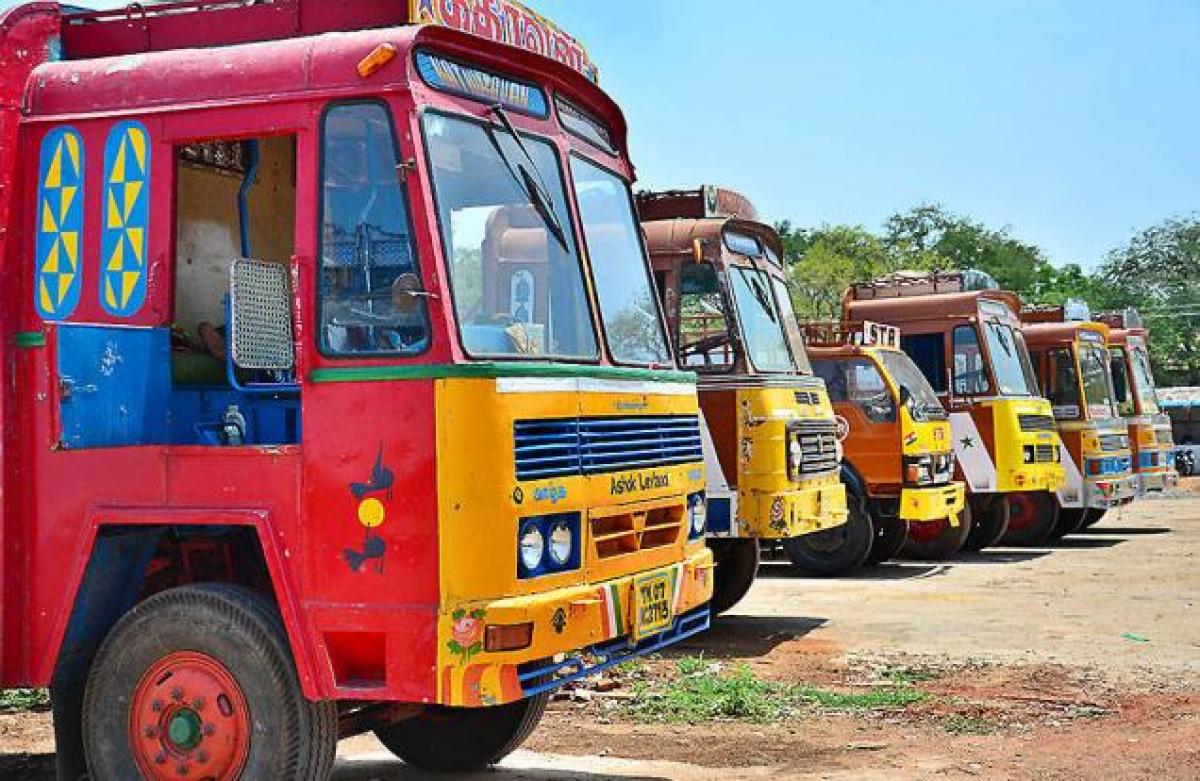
[344,447,393,574]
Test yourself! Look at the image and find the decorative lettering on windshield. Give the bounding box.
[415,51,549,118]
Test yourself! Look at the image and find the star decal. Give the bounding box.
[960,436,976,449]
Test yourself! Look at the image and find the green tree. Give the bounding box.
[775,221,907,319]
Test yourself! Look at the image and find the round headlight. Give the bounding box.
[789,439,802,461]
[519,522,545,572]
[547,519,573,566]
[689,496,707,535]
[834,438,845,463]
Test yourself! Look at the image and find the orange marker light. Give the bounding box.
[484,622,534,652]
[357,43,397,78]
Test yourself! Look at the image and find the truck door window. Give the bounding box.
[422,112,597,360]
[1109,346,1135,416]
[569,156,670,365]
[902,333,947,393]
[318,102,428,357]
[1080,344,1117,419]
[677,262,732,369]
[729,267,795,373]
[813,357,894,422]
[952,325,989,395]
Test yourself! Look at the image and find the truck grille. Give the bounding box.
[513,415,702,481]
[1035,444,1057,462]
[1098,433,1129,452]
[1018,414,1056,432]
[590,502,685,560]
[791,420,840,475]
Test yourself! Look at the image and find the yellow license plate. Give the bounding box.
[633,571,674,641]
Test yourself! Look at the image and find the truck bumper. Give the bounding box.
[1086,474,1138,509]
[742,476,849,539]
[1136,468,1178,494]
[899,482,966,525]
[436,546,713,706]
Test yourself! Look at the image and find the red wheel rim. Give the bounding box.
[1006,493,1036,531]
[129,651,250,780]
[908,518,947,542]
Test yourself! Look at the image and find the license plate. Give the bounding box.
[632,571,674,641]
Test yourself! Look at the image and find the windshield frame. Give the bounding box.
[1078,341,1118,419]
[727,264,798,374]
[566,150,673,368]
[418,106,602,364]
[1127,338,1161,414]
[979,317,1039,397]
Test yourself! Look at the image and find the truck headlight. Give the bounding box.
[903,455,935,486]
[519,521,545,572]
[547,518,573,566]
[688,492,707,538]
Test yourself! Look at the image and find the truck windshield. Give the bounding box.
[877,350,947,421]
[982,320,1038,396]
[1079,343,1117,419]
[769,276,812,374]
[1129,342,1161,414]
[730,267,795,372]
[422,113,597,360]
[1108,346,1136,416]
[569,157,670,365]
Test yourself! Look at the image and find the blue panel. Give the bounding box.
[57,325,171,448]
[100,120,151,317]
[706,496,733,535]
[168,386,301,446]
[415,50,549,117]
[512,415,703,480]
[34,126,85,320]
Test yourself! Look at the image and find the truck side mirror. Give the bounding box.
[229,259,295,371]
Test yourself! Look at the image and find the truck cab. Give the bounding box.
[639,187,848,604]
[1021,310,1137,532]
[1098,309,1179,498]
[0,2,712,776]
[805,321,966,561]
[844,272,1067,548]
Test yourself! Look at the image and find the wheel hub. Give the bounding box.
[130,650,250,780]
[907,518,947,542]
[1006,493,1036,531]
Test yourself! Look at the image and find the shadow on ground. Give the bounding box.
[334,758,666,781]
[0,754,53,781]
[1078,526,1171,536]
[669,614,828,659]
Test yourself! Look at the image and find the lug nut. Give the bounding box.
[143,726,158,738]
[192,696,205,710]
[196,750,209,764]
[202,724,215,737]
[154,752,167,765]
[151,699,164,712]
[176,763,189,776]
[171,686,185,701]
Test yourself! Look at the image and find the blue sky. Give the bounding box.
[10,1,1198,267]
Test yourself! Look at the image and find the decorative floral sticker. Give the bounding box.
[447,608,486,664]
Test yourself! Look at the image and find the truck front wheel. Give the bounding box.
[374,692,549,771]
[901,502,972,560]
[960,496,1007,552]
[783,498,874,576]
[707,538,760,614]
[82,584,337,780]
[866,516,908,565]
[1000,491,1059,546]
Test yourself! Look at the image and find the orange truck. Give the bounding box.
[803,321,966,564]
[844,273,1068,549]
[1097,308,1179,504]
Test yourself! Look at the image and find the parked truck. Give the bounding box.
[1098,308,1179,503]
[1021,307,1137,534]
[803,321,967,564]
[638,187,848,603]
[843,272,1067,550]
[0,2,713,777]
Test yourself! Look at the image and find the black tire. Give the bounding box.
[1053,508,1089,538]
[999,491,1060,546]
[960,496,1008,552]
[783,496,874,576]
[375,692,549,771]
[901,504,972,561]
[82,583,337,780]
[866,516,908,565]
[1081,508,1108,528]
[707,538,760,614]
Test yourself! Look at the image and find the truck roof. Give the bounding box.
[642,216,785,272]
[637,186,759,223]
[1022,320,1109,349]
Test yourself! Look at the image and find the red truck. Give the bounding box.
[0,2,715,777]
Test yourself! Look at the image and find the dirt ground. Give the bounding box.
[2,488,1198,780]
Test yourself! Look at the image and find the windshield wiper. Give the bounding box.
[486,104,570,252]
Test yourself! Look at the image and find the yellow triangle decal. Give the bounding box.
[45,142,63,189]
[57,273,73,305]
[128,127,147,173]
[107,239,125,271]
[111,138,127,184]
[41,199,58,234]
[59,186,77,221]
[39,279,53,314]
[60,231,79,269]
[126,227,145,265]
[104,277,117,309]
[122,181,142,221]
[106,188,123,229]
[64,133,80,176]
[121,270,140,305]
[43,241,60,274]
